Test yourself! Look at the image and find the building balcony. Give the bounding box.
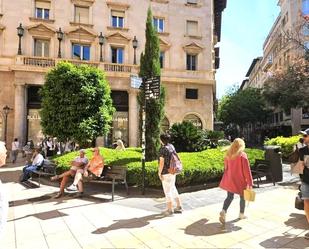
[8,55,214,84]
[13,56,139,75]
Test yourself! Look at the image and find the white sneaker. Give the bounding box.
[239,213,247,220]
[219,210,226,224]
[66,184,78,192]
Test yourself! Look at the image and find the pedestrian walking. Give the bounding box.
[11,138,19,164]
[219,138,253,224]
[299,128,309,240]
[158,133,182,216]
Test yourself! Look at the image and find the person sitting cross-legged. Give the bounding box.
[66,147,104,192]
[51,149,88,198]
[20,148,44,182]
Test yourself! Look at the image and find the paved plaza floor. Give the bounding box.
[0,161,309,249]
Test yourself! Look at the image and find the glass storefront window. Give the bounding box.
[111,112,128,146]
[27,109,44,146]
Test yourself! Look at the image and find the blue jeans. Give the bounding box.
[223,192,246,213]
[21,165,38,181]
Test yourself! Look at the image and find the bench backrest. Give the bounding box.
[106,165,127,180]
[255,159,270,167]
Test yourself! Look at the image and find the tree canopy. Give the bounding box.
[139,7,165,161]
[40,62,115,146]
[218,87,269,127]
[263,58,309,113]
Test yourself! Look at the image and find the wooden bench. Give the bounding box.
[84,165,129,201]
[251,159,275,188]
[31,159,57,187]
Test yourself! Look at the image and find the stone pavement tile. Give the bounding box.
[239,222,268,236]
[283,237,309,249]
[103,229,145,248]
[45,231,82,249]
[0,242,16,249]
[143,237,184,249]
[76,234,115,249]
[230,242,256,249]
[246,217,282,230]
[16,237,48,249]
[39,217,70,235]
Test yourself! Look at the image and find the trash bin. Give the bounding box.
[264,145,283,182]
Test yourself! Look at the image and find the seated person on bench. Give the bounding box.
[66,147,104,192]
[20,148,44,182]
[51,149,88,198]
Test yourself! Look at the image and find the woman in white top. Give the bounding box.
[11,138,19,164]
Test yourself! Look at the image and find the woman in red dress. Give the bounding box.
[219,138,253,224]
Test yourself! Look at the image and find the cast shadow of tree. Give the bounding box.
[184,218,241,236]
[92,214,165,234]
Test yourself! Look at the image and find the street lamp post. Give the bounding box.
[56,28,64,58]
[17,23,24,55]
[132,36,138,65]
[98,32,105,62]
[3,105,12,145]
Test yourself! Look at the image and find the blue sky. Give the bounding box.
[216,0,280,98]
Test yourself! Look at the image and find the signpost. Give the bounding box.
[131,75,160,195]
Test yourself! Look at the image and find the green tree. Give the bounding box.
[139,7,165,161]
[218,87,269,128]
[40,62,115,146]
[263,58,309,113]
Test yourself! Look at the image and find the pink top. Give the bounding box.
[219,152,253,195]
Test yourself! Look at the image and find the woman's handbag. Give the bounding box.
[290,161,304,175]
[244,189,256,202]
[295,191,304,210]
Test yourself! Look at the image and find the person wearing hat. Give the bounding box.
[299,128,309,239]
[51,149,88,198]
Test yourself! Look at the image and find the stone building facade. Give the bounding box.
[241,0,309,137]
[0,0,226,148]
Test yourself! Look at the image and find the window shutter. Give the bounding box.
[187,21,198,36]
[75,6,89,23]
[111,10,125,17]
[35,1,50,9]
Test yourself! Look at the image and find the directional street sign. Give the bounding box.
[142,76,161,100]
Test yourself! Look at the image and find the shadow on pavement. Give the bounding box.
[260,234,309,249]
[92,214,165,234]
[184,218,241,236]
[284,213,307,230]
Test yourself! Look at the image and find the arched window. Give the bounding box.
[161,116,170,132]
[184,114,202,129]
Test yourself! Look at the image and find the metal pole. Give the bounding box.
[133,48,137,65]
[4,113,8,145]
[141,99,146,195]
[58,40,62,58]
[100,44,103,62]
[18,36,22,55]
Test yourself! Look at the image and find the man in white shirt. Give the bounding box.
[11,138,19,164]
[20,148,44,182]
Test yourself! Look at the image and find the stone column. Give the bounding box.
[14,84,27,145]
[291,108,302,135]
[128,89,139,147]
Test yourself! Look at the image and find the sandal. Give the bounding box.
[50,175,59,181]
[54,192,64,199]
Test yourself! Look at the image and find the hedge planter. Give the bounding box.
[53,147,264,187]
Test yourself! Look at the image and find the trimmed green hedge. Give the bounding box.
[53,147,264,187]
[264,135,300,158]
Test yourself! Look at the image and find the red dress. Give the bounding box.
[219,152,253,195]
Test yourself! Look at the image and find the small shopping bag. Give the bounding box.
[244,189,256,202]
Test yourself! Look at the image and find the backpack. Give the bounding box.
[167,145,183,175]
[288,145,300,163]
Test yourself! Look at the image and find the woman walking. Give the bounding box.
[158,134,182,216]
[219,138,253,224]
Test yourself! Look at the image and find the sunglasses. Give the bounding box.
[304,134,308,138]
